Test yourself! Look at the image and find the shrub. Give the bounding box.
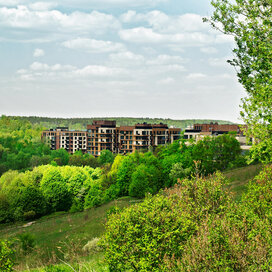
[102,173,232,271]
[0,240,15,271]
[164,206,272,271]
[101,193,197,271]
[241,164,272,221]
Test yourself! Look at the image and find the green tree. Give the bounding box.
[99,149,114,165]
[207,0,272,163]
[40,168,72,212]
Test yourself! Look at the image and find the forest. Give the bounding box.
[6,115,233,130]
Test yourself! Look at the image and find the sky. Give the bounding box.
[0,0,246,122]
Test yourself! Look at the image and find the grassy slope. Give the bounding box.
[0,197,137,271]
[224,164,263,201]
[0,164,263,271]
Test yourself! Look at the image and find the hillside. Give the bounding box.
[0,164,262,271]
[5,116,234,130]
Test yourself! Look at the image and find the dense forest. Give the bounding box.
[6,115,234,130]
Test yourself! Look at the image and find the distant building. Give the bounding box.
[42,120,181,156]
[184,122,250,150]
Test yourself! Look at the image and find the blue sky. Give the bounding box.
[0,0,245,122]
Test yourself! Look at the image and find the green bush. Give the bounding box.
[241,164,272,221]
[0,240,15,271]
[101,193,197,271]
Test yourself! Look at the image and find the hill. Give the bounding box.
[5,116,234,130]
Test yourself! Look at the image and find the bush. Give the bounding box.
[0,240,15,271]
[101,193,197,271]
[241,164,272,221]
[102,173,234,271]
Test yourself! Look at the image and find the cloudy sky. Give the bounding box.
[0,0,245,122]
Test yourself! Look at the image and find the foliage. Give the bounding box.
[207,0,272,163]
[103,170,272,271]
[0,165,102,223]
[0,240,15,271]
[99,150,114,165]
[241,164,272,222]
[101,193,197,271]
[102,173,230,271]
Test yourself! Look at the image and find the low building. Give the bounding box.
[42,120,182,156]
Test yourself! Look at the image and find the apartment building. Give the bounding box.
[42,120,181,156]
[42,127,87,153]
[86,120,117,156]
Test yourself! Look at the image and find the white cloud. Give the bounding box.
[186,73,207,79]
[33,48,45,57]
[119,27,165,43]
[159,77,174,84]
[0,6,120,40]
[208,57,231,67]
[120,11,210,33]
[0,0,25,6]
[119,27,214,46]
[18,62,125,80]
[147,54,185,65]
[56,0,167,8]
[63,38,126,53]
[28,2,57,11]
[200,47,218,54]
[109,51,145,66]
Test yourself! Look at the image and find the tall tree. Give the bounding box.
[206,0,272,163]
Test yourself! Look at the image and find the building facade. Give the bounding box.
[184,122,245,140]
[183,122,250,149]
[42,120,181,156]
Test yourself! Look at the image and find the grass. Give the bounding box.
[224,163,263,201]
[0,197,137,271]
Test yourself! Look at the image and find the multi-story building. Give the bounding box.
[86,120,117,156]
[42,120,181,156]
[42,127,87,153]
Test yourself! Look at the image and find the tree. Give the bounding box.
[206,0,272,163]
[99,149,114,165]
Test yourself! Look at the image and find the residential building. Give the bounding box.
[42,120,181,156]
[42,127,87,153]
[183,122,250,149]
